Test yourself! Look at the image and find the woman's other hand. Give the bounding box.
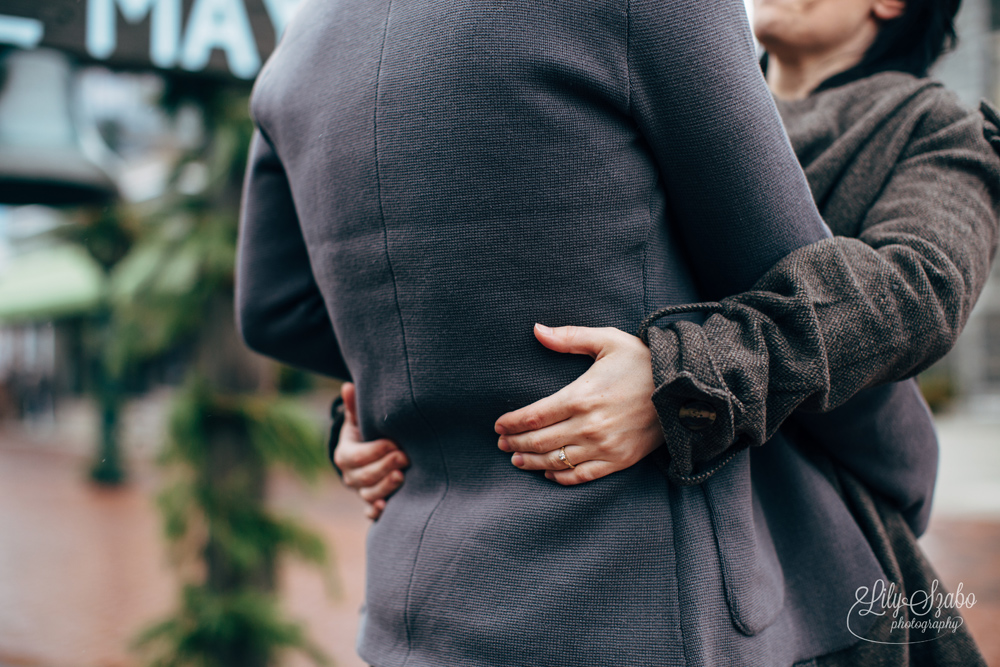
[333,382,409,520]
[494,324,665,485]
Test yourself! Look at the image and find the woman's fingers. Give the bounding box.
[341,382,359,427]
[365,499,387,521]
[343,448,409,489]
[494,384,579,436]
[512,447,630,485]
[335,431,399,469]
[499,419,583,453]
[544,461,615,486]
[358,468,406,504]
[512,444,588,471]
[532,323,619,358]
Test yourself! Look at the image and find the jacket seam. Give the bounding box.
[624,0,631,116]
[669,486,694,666]
[370,4,451,664]
[626,0,654,342]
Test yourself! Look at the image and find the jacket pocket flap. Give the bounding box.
[703,451,785,636]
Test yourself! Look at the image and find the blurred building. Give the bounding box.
[0,206,99,427]
[0,0,299,436]
[933,0,1000,407]
[0,57,194,429]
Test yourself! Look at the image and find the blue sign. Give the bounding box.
[0,0,303,80]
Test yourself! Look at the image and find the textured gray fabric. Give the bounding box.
[232,1,977,665]
[789,380,938,536]
[645,72,1000,488]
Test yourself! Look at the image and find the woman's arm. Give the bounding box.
[502,100,1000,485]
[642,98,1000,482]
[499,17,1000,486]
[236,129,351,380]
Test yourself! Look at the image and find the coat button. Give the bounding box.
[678,401,717,431]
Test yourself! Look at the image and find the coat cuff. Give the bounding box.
[641,307,748,485]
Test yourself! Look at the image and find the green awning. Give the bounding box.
[0,244,105,323]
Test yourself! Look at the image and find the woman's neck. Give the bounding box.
[765,31,876,100]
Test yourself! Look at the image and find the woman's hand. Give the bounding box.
[333,382,409,520]
[494,324,665,485]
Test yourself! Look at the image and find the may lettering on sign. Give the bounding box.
[0,0,303,80]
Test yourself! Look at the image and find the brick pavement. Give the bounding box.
[0,430,997,667]
[0,438,369,667]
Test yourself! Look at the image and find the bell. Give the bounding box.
[0,48,117,207]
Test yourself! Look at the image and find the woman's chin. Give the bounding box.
[753,30,793,58]
[752,15,795,49]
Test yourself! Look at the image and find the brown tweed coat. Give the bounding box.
[640,70,999,665]
[646,71,1000,485]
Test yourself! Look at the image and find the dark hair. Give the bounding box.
[859,0,963,77]
[805,0,963,92]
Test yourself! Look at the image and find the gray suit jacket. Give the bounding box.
[235,0,998,664]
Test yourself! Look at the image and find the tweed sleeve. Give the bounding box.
[236,129,352,380]
[641,101,1000,484]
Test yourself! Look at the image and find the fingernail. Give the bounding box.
[535,323,553,335]
[392,471,403,482]
[544,471,554,480]
[498,438,511,452]
[512,453,524,467]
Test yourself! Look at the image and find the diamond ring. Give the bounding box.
[558,446,576,469]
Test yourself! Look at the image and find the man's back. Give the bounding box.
[235,1,889,664]
[248,0,700,443]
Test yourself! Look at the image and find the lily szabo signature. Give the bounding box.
[847,578,976,644]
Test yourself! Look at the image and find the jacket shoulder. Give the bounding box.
[895,80,1000,161]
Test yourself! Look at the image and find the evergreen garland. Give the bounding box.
[114,83,336,667]
[134,380,332,667]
